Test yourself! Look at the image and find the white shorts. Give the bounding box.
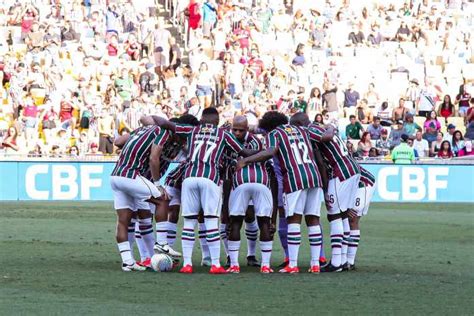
[181,177,222,217]
[326,174,361,215]
[354,184,376,216]
[165,186,181,207]
[283,187,323,218]
[229,183,273,218]
[110,176,161,212]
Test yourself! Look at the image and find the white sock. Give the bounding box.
[155,221,168,245]
[347,230,361,265]
[127,219,136,259]
[245,220,258,257]
[330,219,343,267]
[205,218,221,267]
[198,223,210,259]
[134,222,147,261]
[117,241,134,265]
[167,221,178,247]
[220,223,229,256]
[260,240,273,267]
[181,218,197,266]
[228,240,240,266]
[287,223,301,268]
[308,225,322,267]
[139,217,155,258]
[341,217,350,265]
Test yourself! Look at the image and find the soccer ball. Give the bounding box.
[150,253,174,272]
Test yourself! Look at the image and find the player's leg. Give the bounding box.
[271,175,288,267]
[198,212,211,266]
[348,215,361,269]
[252,183,274,273]
[201,178,226,274]
[165,186,181,247]
[136,208,155,266]
[244,206,260,267]
[220,180,232,265]
[304,187,323,273]
[180,178,201,273]
[341,211,350,268]
[128,212,137,258]
[280,190,305,273]
[321,178,344,272]
[153,199,181,257]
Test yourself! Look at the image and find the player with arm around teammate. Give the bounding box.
[346,166,376,270]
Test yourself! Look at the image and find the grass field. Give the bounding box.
[0,202,473,315]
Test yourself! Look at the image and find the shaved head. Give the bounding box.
[290,112,310,127]
[232,115,249,141]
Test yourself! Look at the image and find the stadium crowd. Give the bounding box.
[0,0,473,160]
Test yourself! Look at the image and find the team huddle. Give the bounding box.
[110,107,376,274]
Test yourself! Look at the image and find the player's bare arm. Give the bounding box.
[236,147,278,171]
[114,134,130,149]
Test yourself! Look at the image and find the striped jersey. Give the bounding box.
[359,166,376,188]
[153,129,183,177]
[165,161,187,189]
[111,125,162,179]
[266,124,322,193]
[233,132,269,188]
[175,123,244,184]
[308,123,360,181]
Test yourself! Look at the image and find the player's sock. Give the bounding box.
[135,222,147,261]
[341,218,350,265]
[347,230,361,265]
[205,218,221,267]
[287,223,301,268]
[155,221,168,244]
[182,218,197,266]
[128,219,136,258]
[260,240,273,267]
[245,220,258,257]
[278,216,289,258]
[220,223,229,256]
[167,221,178,247]
[139,217,155,257]
[228,240,240,266]
[198,223,210,259]
[319,224,326,259]
[117,241,134,265]
[308,225,322,267]
[330,219,344,267]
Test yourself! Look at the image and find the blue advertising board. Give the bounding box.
[0,161,473,203]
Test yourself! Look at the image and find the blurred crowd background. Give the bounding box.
[0,0,473,160]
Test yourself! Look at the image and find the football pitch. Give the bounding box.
[0,202,472,315]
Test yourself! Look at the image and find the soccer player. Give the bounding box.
[237,112,332,273]
[226,116,274,273]
[110,125,166,272]
[307,121,361,272]
[346,166,376,270]
[148,107,258,274]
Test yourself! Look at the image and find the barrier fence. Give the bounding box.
[1,161,473,203]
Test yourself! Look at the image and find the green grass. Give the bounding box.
[0,202,473,315]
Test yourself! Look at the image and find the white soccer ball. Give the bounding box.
[150,253,174,272]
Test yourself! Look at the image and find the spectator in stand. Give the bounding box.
[88,142,102,156]
[346,140,360,159]
[355,99,373,124]
[308,87,323,115]
[357,132,372,157]
[417,79,440,118]
[407,137,419,159]
[430,132,444,157]
[345,115,364,140]
[322,81,338,123]
[0,126,19,155]
[376,128,391,156]
[68,145,80,158]
[377,101,393,127]
[343,82,360,117]
[313,113,324,126]
[437,141,453,159]
[389,120,405,149]
[403,113,422,137]
[455,84,471,117]
[443,125,456,145]
[451,130,465,157]
[391,134,415,164]
[392,98,408,123]
[466,122,474,140]
[97,109,115,155]
[413,131,429,158]
[437,95,456,122]
[367,116,383,140]
[423,110,441,133]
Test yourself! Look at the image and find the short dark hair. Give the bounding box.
[349,115,356,119]
[177,114,199,126]
[259,111,288,132]
[202,107,219,117]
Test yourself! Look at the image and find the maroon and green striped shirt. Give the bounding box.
[233,132,269,188]
[175,123,244,185]
[359,166,376,188]
[111,126,162,179]
[153,129,183,177]
[308,123,360,181]
[165,161,187,189]
[266,124,322,193]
